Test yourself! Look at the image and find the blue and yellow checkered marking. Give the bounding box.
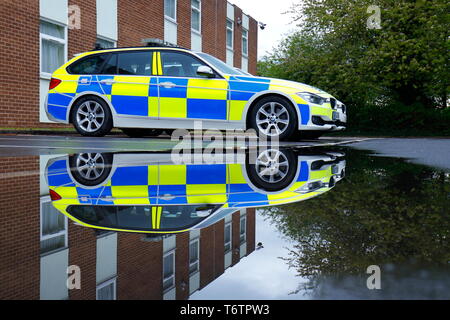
[47,66,322,129]
[47,157,325,234]
[49,160,311,205]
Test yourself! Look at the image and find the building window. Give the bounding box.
[242,29,248,56]
[165,0,177,21]
[163,251,175,292]
[240,215,247,244]
[224,222,232,253]
[226,19,234,49]
[96,278,116,300]
[40,196,67,255]
[189,239,200,275]
[96,37,116,49]
[191,0,201,33]
[40,20,67,78]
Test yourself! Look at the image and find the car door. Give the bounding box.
[109,50,159,118]
[157,50,229,121]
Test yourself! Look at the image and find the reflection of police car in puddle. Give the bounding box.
[46,149,345,234]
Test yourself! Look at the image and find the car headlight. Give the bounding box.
[297,92,328,105]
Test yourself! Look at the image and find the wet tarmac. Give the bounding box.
[0,135,448,300]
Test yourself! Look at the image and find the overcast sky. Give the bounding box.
[229,0,299,60]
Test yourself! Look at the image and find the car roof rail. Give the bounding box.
[90,38,190,52]
[141,38,189,50]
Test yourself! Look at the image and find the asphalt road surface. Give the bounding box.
[0,134,448,172]
[349,138,450,171]
[0,134,368,156]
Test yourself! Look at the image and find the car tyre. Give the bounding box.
[246,148,298,192]
[69,153,113,187]
[71,96,113,137]
[249,96,298,141]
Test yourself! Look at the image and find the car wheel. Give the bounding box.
[71,96,113,137]
[69,153,113,187]
[246,148,297,192]
[121,128,163,138]
[249,96,298,140]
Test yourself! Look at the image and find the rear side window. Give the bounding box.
[160,51,211,78]
[117,51,153,75]
[67,54,110,75]
[102,54,118,74]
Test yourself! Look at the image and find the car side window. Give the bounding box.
[67,53,110,75]
[100,53,118,75]
[117,51,153,76]
[160,51,213,78]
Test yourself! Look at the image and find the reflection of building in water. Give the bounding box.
[0,156,255,300]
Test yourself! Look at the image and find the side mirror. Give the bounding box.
[197,65,215,78]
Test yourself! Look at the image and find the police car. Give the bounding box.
[46,149,346,234]
[45,40,346,140]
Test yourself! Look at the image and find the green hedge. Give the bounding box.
[342,103,450,136]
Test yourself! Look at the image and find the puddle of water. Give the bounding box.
[0,147,448,300]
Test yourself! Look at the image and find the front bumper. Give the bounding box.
[307,106,347,131]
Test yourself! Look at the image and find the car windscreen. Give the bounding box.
[67,204,221,232]
[196,52,242,75]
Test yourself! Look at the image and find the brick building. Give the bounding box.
[0,154,256,300]
[0,0,259,128]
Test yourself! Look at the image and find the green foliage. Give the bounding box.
[261,150,450,277]
[258,0,450,135]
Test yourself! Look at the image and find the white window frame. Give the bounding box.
[39,18,68,80]
[189,238,200,276]
[224,221,232,253]
[96,35,117,49]
[239,215,247,244]
[191,0,201,34]
[163,250,176,293]
[96,277,117,300]
[242,28,249,57]
[40,195,68,253]
[226,19,234,50]
[164,0,177,23]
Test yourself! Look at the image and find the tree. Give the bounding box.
[261,150,450,280]
[258,0,450,133]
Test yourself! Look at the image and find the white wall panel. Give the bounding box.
[96,233,117,284]
[227,2,235,20]
[241,57,249,73]
[96,0,118,41]
[39,79,52,123]
[224,251,232,269]
[40,0,68,25]
[163,235,177,253]
[40,248,69,300]
[165,19,178,45]
[191,32,202,52]
[242,14,249,30]
[240,242,247,258]
[189,272,200,294]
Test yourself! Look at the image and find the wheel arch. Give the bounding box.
[242,90,302,130]
[66,91,117,125]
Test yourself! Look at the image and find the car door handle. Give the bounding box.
[99,196,117,202]
[160,82,176,89]
[100,79,116,85]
